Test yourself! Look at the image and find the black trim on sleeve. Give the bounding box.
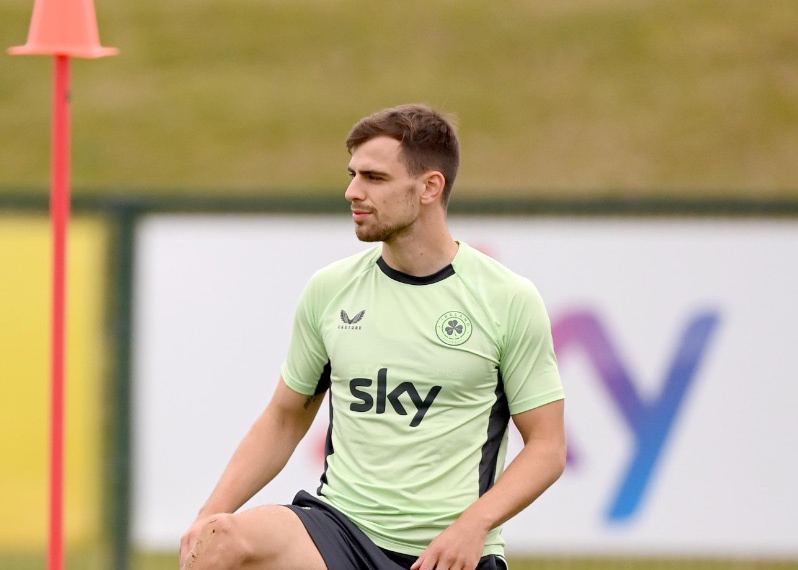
[376,257,455,285]
[478,370,511,496]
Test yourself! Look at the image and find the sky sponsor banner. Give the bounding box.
[132,215,798,556]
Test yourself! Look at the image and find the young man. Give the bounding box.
[179,104,566,570]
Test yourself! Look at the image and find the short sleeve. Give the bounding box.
[281,276,331,396]
[500,282,564,415]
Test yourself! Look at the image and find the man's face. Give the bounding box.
[345,136,423,243]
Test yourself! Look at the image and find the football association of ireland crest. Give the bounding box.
[435,311,473,346]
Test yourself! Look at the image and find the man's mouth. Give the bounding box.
[351,207,373,221]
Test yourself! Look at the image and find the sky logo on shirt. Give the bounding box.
[349,368,443,427]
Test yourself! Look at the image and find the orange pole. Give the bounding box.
[49,53,70,570]
[10,3,116,568]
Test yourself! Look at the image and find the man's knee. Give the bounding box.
[190,513,251,569]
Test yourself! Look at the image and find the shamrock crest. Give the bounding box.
[445,320,464,336]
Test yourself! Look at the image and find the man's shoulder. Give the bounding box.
[308,245,381,288]
[455,241,538,296]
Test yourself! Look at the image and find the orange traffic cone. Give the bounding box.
[9,0,117,58]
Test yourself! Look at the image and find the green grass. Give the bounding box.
[0,551,796,570]
[2,0,797,199]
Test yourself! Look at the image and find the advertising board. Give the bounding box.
[132,215,798,556]
[0,216,106,548]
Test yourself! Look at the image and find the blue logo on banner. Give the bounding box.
[552,310,721,522]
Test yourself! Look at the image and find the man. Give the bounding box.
[179,104,566,570]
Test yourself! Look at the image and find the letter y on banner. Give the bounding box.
[553,310,720,521]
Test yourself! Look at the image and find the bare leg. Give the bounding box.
[183,506,327,570]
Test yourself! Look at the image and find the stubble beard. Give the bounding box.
[354,215,414,243]
[353,184,418,243]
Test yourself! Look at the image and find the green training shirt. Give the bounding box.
[281,241,563,557]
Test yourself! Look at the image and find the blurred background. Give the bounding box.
[1,0,797,569]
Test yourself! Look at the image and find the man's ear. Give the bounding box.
[420,171,446,205]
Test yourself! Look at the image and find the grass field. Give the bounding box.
[1,551,796,570]
[2,0,797,198]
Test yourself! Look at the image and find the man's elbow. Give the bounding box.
[553,439,567,480]
[543,437,567,485]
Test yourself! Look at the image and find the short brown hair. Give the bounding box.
[346,104,460,206]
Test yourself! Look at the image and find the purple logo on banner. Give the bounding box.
[552,310,720,522]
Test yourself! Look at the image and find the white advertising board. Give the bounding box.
[132,215,798,557]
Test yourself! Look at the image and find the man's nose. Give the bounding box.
[345,178,364,202]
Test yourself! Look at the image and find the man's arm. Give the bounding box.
[179,378,324,561]
[411,399,566,570]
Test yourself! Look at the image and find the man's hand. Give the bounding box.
[410,516,488,570]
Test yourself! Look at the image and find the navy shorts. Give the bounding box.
[286,490,508,570]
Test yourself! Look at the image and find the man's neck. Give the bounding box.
[380,231,459,277]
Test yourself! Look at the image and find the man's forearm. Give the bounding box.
[458,399,567,534]
[196,410,295,516]
[197,388,323,517]
[408,420,566,570]
[459,435,566,533]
